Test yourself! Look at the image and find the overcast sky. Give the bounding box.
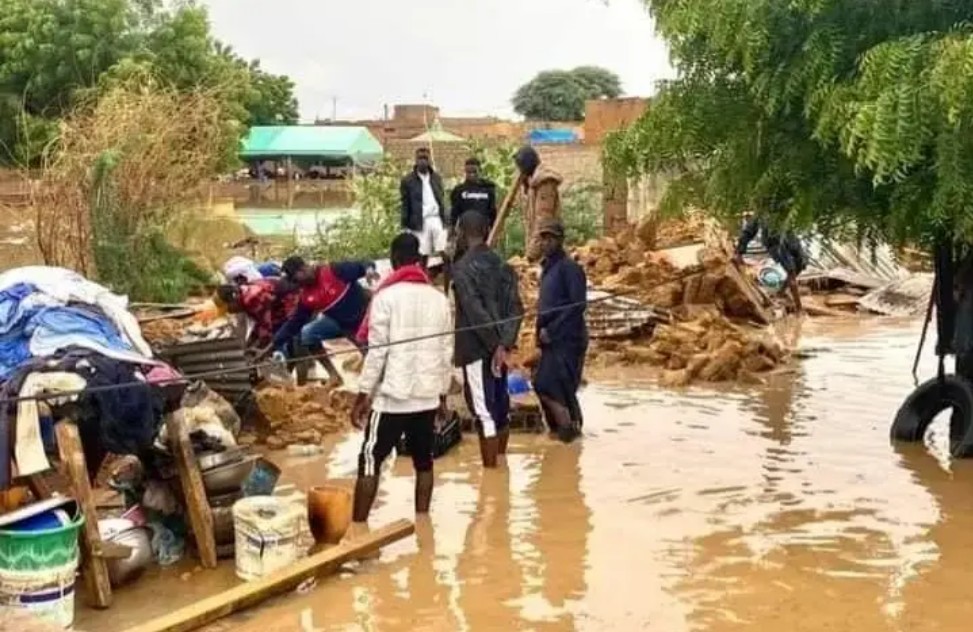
[200,0,674,122]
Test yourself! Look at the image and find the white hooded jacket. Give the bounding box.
[357,282,453,413]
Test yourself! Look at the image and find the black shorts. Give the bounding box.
[462,359,510,438]
[357,409,436,477]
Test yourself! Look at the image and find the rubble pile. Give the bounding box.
[589,309,784,386]
[509,220,786,385]
[653,214,708,249]
[573,227,771,322]
[254,383,353,450]
[140,309,236,348]
[140,318,189,347]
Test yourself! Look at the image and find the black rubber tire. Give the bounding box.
[890,374,973,458]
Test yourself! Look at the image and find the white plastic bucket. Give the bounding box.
[0,560,78,629]
[232,496,302,581]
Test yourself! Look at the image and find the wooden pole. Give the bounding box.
[487,174,526,248]
[54,421,113,609]
[166,410,218,569]
[122,519,415,632]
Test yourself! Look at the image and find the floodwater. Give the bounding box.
[78,318,973,632]
[235,207,357,240]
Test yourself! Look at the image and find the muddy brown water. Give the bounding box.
[77,318,973,632]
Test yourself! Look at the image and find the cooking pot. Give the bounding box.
[202,455,257,496]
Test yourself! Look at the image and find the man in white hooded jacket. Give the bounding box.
[350,233,453,523]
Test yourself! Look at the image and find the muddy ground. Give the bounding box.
[74,317,973,632]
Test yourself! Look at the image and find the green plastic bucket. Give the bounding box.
[0,514,84,629]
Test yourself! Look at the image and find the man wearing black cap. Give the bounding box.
[534,218,587,443]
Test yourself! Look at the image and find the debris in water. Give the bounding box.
[295,578,317,594]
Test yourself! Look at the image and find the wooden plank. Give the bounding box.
[54,421,113,609]
[26,472,55,500]
[725,262,773,325]
[123,519,415,632]
[487,174,526,248]
[166,410,218,569]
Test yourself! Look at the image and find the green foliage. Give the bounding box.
[88,150,210,302]
[0,0,299,165]
[513,67,622,121]
[33,84,236,300]
[302,143,603,262]
[244,65,299,125]
[300,156,404,262]
[609,0,973,247]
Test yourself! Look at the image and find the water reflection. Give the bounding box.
[894,445,973,631]
[79,320,973,632]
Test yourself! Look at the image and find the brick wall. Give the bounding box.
[385,141,601,185]
[539,145,601,185]
[584,98,649,145]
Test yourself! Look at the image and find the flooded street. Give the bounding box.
[79,318,973,631]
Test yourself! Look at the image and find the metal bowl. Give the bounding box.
[198,448,246,473]
[202,455,257,496]
[106,526,153,586]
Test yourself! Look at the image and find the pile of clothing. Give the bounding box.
[0,266,155,379]
[0,267,169,488]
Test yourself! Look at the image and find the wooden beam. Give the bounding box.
[487,174,525,248]
[122,519,415,632]
[54,421,113,609]
[166,410,218,569]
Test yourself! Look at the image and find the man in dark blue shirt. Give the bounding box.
[534,218,587,443]
[733,213,806,313]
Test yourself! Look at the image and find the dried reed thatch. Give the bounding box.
[31,84,237,281]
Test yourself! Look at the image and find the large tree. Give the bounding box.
[0,0,299,165]
[608,1,973,247]
[513,66,622,121]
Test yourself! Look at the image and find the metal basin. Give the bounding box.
[106,526,153,586]
[202,455,257,496]
[197,448,247,472]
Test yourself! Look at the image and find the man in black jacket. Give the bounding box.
[400,147,447,262]
[450,157,497,230]
[452,211,524,468]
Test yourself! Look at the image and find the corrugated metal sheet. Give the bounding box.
[803,238,907,283]
[158,335,253,405]
[857,273,933,317]
[586,290,669,339]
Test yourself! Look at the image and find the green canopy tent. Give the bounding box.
[240,126,384,166]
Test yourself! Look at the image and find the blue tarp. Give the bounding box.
[0,283,135,380]
[527,129,578,145]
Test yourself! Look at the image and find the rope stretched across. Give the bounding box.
[0,270,703,406]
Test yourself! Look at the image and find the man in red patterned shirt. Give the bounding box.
[216,279,299,350]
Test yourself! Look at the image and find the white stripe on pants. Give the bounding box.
[363,410,381,477]
[464,359,496,438]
